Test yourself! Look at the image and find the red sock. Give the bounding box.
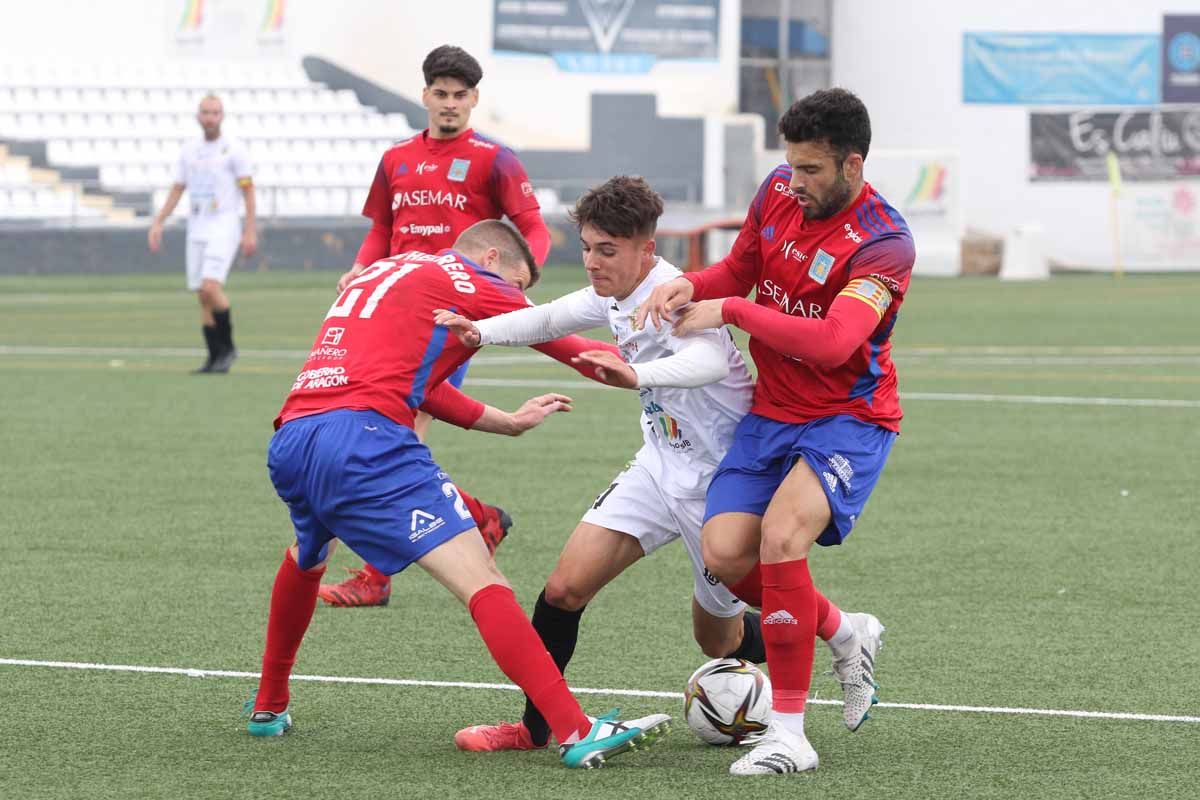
[255,550,325,713]
[729,562,841,641]
[761,559,817,713]
[816,591,843,641]
[361,562,389,583]
[469,584,590,743]
[457,485,487,528]
[729,562,763,608]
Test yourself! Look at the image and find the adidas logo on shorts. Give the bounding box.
[763,610,799,625]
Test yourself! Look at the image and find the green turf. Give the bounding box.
[1,268,1198,799]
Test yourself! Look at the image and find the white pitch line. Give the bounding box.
[5,344,1200,368]
[2,657,1197,725]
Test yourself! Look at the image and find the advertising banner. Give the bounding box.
[1030,110,1200,182]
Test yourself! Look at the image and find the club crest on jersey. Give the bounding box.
[448,159,471,181]
[809,249,836,284]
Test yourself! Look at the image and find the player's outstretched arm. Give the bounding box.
[472,393,574,436]
[571,349,637,388]
[433,309,482,348]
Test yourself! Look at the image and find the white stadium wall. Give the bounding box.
[0,0,742,150]
[830,0,1200,272]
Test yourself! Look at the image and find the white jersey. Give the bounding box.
[477,258,754,499]
[173,135,252,240]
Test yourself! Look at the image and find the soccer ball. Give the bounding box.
[683,658,772,745]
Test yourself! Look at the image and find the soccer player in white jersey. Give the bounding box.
[436,177,882,752]
[148,94,257,373]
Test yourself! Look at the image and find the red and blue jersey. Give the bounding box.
[695,169,915,431]
[360,128,549,263]
[275,249,531,430]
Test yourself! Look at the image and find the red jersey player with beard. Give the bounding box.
[639,89,915,777]
[322,46,596,607]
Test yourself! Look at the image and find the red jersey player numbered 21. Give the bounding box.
[248,220,672,767]
[638,88,915,778]
[321,46,561,607]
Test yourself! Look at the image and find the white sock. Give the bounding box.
[827,612,856,660]
[775,710,806,738]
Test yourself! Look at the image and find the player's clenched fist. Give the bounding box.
[433,309,482,347]
[635,276,694,330]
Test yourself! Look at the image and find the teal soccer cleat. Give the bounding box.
[558,710,671,769]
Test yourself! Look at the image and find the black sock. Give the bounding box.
[726,611,767,663]
[201,325,218,363]
[212,307,233,354]
[522,590,585,746]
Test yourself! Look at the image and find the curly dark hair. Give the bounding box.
[778,88,871,162]
[422,45,483,88]
[569,176,664,239]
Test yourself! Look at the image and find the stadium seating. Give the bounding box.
[0,62,416,220]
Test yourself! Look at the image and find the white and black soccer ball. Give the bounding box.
[683,657,772,746]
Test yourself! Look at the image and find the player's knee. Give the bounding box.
[759,515,816,561]
[695,626,740,659]
[542,573,590,612]
[701,537,748,585]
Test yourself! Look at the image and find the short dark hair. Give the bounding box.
[777,88,871,162]
[454,220,539,287]
[569,176,664,240]
[422,45,483,88]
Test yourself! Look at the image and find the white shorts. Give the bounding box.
[185,232,238,291]
[582,459,745,619]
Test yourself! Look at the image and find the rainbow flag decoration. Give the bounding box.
[260,0,286,36]
[657,414,680,440]
[906,162,946,207]
[177,0,204,36]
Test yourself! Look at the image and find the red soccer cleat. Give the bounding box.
[478,505,513,556]
[317,568,391,607]
[454,720,547,752]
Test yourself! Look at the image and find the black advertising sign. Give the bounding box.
[1162,14,1200,103]
[1030,110,1200,181]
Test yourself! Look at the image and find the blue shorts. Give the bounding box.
[448,359,470,389]
[267,409,476,573]
[704,413,897,546]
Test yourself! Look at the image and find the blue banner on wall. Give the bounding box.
[964,33,1160,105]
[1163,15,1200,103]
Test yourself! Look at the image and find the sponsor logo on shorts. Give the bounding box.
[828,453,854,489]
[702,567,721,587]
[763,610,798,625]
[822,471,839,493]
[409,509,446,542]
[399,223,451,237]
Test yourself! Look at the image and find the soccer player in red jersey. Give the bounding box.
[321,46,560,606]
[247,220,671,767]
[638,89,915,776]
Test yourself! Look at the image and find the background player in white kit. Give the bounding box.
[148,94,257,374]
[435,176,767,751]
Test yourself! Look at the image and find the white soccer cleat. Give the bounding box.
[831,611,885,731]
[728,719,818,776]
